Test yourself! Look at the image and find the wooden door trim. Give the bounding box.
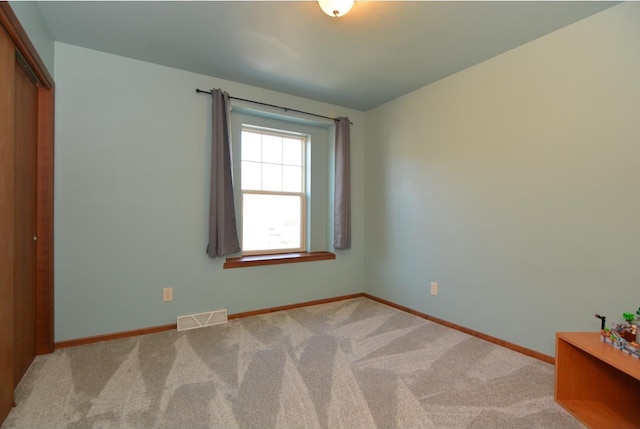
[0,3,53,88]
[0,18,17,425]
[36,86,54,354]
[0,2,55,354]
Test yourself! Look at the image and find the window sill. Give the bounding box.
[224,251,336,269]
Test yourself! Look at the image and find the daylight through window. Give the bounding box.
[241,127,306,254]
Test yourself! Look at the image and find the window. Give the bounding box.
[240,127,306,255]
[230,111,331,263]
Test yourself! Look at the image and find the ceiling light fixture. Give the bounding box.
[318,0,354,18]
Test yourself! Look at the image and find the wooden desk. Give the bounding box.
[556,332,640,429]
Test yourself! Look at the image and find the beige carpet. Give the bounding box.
[2,297,583,429]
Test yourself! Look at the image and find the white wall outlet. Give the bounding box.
[430,281,438,296]
[163,287,173,302]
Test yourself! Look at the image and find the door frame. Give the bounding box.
[0,3,54,354]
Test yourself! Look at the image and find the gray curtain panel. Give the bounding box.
[206,89,241,258]
[334,117,351,250]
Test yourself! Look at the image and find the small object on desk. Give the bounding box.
[595,313,606,330]
[595,312,640,358]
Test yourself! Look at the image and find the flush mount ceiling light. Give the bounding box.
[318,0,354,17]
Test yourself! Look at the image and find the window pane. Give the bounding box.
[241,161,261,190]
[282,137,302,166]
[282,166,302,193]
[262,163,282,191]
[243,193,302,252]
[242,131,262,162]
[262,134,283,164]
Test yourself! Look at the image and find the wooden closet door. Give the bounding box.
[13,57,38,388]
[0,5,55,425]
[0,23,16,423]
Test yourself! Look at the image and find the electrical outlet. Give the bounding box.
[430,281,438,296]
[163,287,173,302]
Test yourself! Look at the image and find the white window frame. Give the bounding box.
[240,126,307,256]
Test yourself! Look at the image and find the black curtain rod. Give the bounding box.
[195,89,352,124]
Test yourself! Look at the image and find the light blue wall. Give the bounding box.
[39,3,640,355]
[8,1,54,76]
[53,42,365,342]
[364,2,640,357]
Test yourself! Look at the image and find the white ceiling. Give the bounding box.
[35,1,616,111]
